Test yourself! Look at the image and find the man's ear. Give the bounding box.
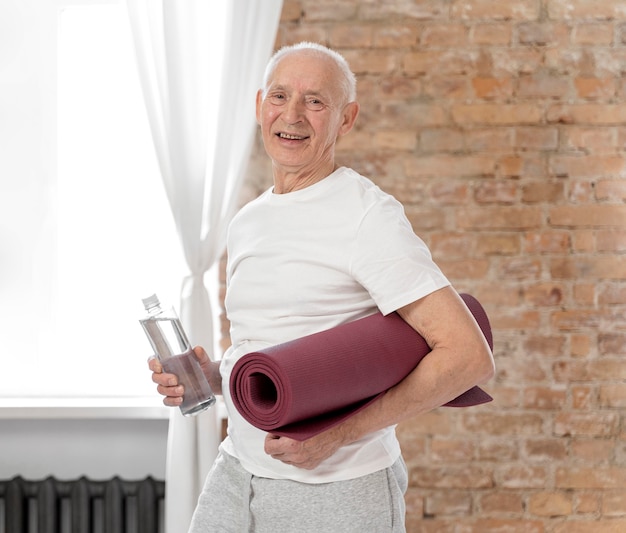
[255,89,264,125]
[338,101,360,137]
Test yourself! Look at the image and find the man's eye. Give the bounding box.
[269,94,286,104]
[306,99,324,110]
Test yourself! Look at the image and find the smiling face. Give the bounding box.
[256,50,359,193]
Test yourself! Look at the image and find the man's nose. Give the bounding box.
[282,98,304,123]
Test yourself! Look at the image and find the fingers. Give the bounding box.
[147,354,183,406]
[192,345,209,363]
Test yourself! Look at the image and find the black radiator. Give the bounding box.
[0,476,164,533]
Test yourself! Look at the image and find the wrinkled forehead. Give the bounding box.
[267,51,344,99]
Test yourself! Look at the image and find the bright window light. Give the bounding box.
[47,3,186,398]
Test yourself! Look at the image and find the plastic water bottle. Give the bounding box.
[140,294,215,416]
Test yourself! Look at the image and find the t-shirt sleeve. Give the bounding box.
[350,194,450,315]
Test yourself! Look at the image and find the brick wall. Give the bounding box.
[231,1,626,531]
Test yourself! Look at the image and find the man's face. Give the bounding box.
[256,51,357,177]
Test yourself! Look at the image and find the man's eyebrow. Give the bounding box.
[268,84,326,98]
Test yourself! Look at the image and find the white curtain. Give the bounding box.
[125,1,283,532]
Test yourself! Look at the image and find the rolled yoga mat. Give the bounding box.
[230,293,493,440]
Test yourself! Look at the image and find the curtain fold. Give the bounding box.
[125,1,283,532]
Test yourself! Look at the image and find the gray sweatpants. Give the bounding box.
[188,449,408,533]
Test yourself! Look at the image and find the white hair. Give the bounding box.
[262,42,357,103]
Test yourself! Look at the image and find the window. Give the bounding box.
[1,2,188,399]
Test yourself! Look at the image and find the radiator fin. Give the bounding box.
[0,476,164,533]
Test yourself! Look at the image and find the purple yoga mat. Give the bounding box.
[230,293,493,440]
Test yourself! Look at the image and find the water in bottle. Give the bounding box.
[140,294,216,416]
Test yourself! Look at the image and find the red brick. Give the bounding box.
[474,180,518,204]
[491,310,542,330]
[342,49,397,74]
[299,2,356,21]
[471,23,513,45]
[600,384,626,408]
[477,438,521,462]
[462,412,544,435]
[571,230,596,252]
[431,182,470,204]
[360,1,446,21]
[329,24,373,48]
[377,75,422,99]
[517,74,572,99]
[554,412,620,437]
[549,205,626,227]
[571,334,592,358]
[430,438,475,463]
[280,0,302,22]
[549,155,626,179]
[479,492,524,513]
[523,387,567,409]
[423,76,471,100]
[406,155,495,178]
[523,334,567,357]
[529,492,573,517]
[516,126,560,151]
[375,103,447,128]
[599,333,626,355]
[492,48,544,76]
[522,181,566,204]
[518,22,570,46]
[562,126,618,153]
[603,491,626,515]
[554,359,626,381]
[556,466,626,489]
[458,206,543,230]
[524,283,565,306]
[425,491,472,516]
[459,520,544,533]
[524,438,568,460]
[403,50,479,76]
[373,130,417,151]
[548,0,626,20]
[547,104,626,125]
[500,465,549,489]
[554,519,626,533]
[599,283,626,304]
[572,385,595,409]
[374,25,420,48]
[550,256,626,280]
[451,0,540,21]
[452,104,543,125]
[573,23,615,45]
[420,128,465,152]
[421,23,469,47]
[596,179,626,202]
[575,77,617,100]
[466,128,515,151]
[472,77,514,99]
[476,233,521,255]
[524,231,570,253]
[571,439,615,463]
[278,25,327,46]
[496,155,526,178]
[574,282,596,306]
[499,257,542,279]
[409,464,494,489]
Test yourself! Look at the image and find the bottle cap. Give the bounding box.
[142,293,160,311]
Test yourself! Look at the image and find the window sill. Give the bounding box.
[0,397,170,420]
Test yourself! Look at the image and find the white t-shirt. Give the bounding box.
[219,167,450,483]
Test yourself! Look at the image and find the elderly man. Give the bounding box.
[150,42,495,532]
